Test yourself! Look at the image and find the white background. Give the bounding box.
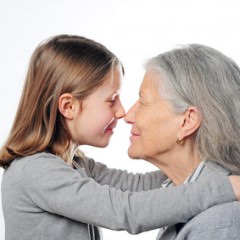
[1,0,240,239]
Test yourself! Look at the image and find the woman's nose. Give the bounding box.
[124,102,137,124]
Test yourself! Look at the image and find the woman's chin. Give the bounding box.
[127,147,142,159]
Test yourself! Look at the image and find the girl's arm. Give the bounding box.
[74,156,167,191]
[21,153,236,234]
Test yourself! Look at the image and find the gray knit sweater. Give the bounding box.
[1,152,235,240]
[157,162,240,240]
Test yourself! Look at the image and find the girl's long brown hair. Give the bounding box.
[0,34,122,168]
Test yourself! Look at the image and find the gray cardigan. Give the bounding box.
[157,162,240,240]
[1,152,235,240]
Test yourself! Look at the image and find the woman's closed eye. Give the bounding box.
[138,91,146,105]
[138,96,147,106]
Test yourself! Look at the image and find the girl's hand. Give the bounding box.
[229,175,240,201]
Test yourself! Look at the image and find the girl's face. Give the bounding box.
[70,66,125,147]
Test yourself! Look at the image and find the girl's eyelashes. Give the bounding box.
[107,95,118,106]
[108,99,116,106]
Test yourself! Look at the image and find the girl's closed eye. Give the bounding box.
[107,94,119,106]
[108,99,116,106]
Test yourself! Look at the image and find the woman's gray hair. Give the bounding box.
[145,44,240,174]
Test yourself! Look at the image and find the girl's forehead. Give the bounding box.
[89,68,122,99]
[103,66,122,88]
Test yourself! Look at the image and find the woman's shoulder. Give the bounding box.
[179,202,240,238]
[190,201,240,225]
[204,160,231,175]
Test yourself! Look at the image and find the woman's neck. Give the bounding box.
[148,148,202,186]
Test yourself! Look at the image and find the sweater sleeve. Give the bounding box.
[21,154,236,234]
[74,156,167,191]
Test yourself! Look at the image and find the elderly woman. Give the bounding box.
[125,44,240,239]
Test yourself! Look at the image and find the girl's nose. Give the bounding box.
[115,100,125,119]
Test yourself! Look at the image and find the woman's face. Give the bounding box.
[69,66,125,147]
[125,70,182,161]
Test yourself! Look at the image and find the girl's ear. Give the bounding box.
[179,106,202,139]
[58,93,80,119]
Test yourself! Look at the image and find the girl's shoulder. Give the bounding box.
[4,152,69,179]
[14,152,63,167]
[3,152,80,193]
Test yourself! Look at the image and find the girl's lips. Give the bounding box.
[104,121,117,134]
[105,129,114,135]
[105,126,114,134]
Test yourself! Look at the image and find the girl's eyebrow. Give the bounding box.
[108,92,119,100]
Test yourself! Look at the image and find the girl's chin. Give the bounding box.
[84,138,110,148]
[95,139,111,148]
[98,143,109,148]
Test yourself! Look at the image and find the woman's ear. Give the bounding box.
[58,93,79,120]
[179,106,202,138]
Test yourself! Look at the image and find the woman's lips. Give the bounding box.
[131,131,140,136]
[130,131,140,141]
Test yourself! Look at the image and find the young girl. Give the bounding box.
[0,35,238,240]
